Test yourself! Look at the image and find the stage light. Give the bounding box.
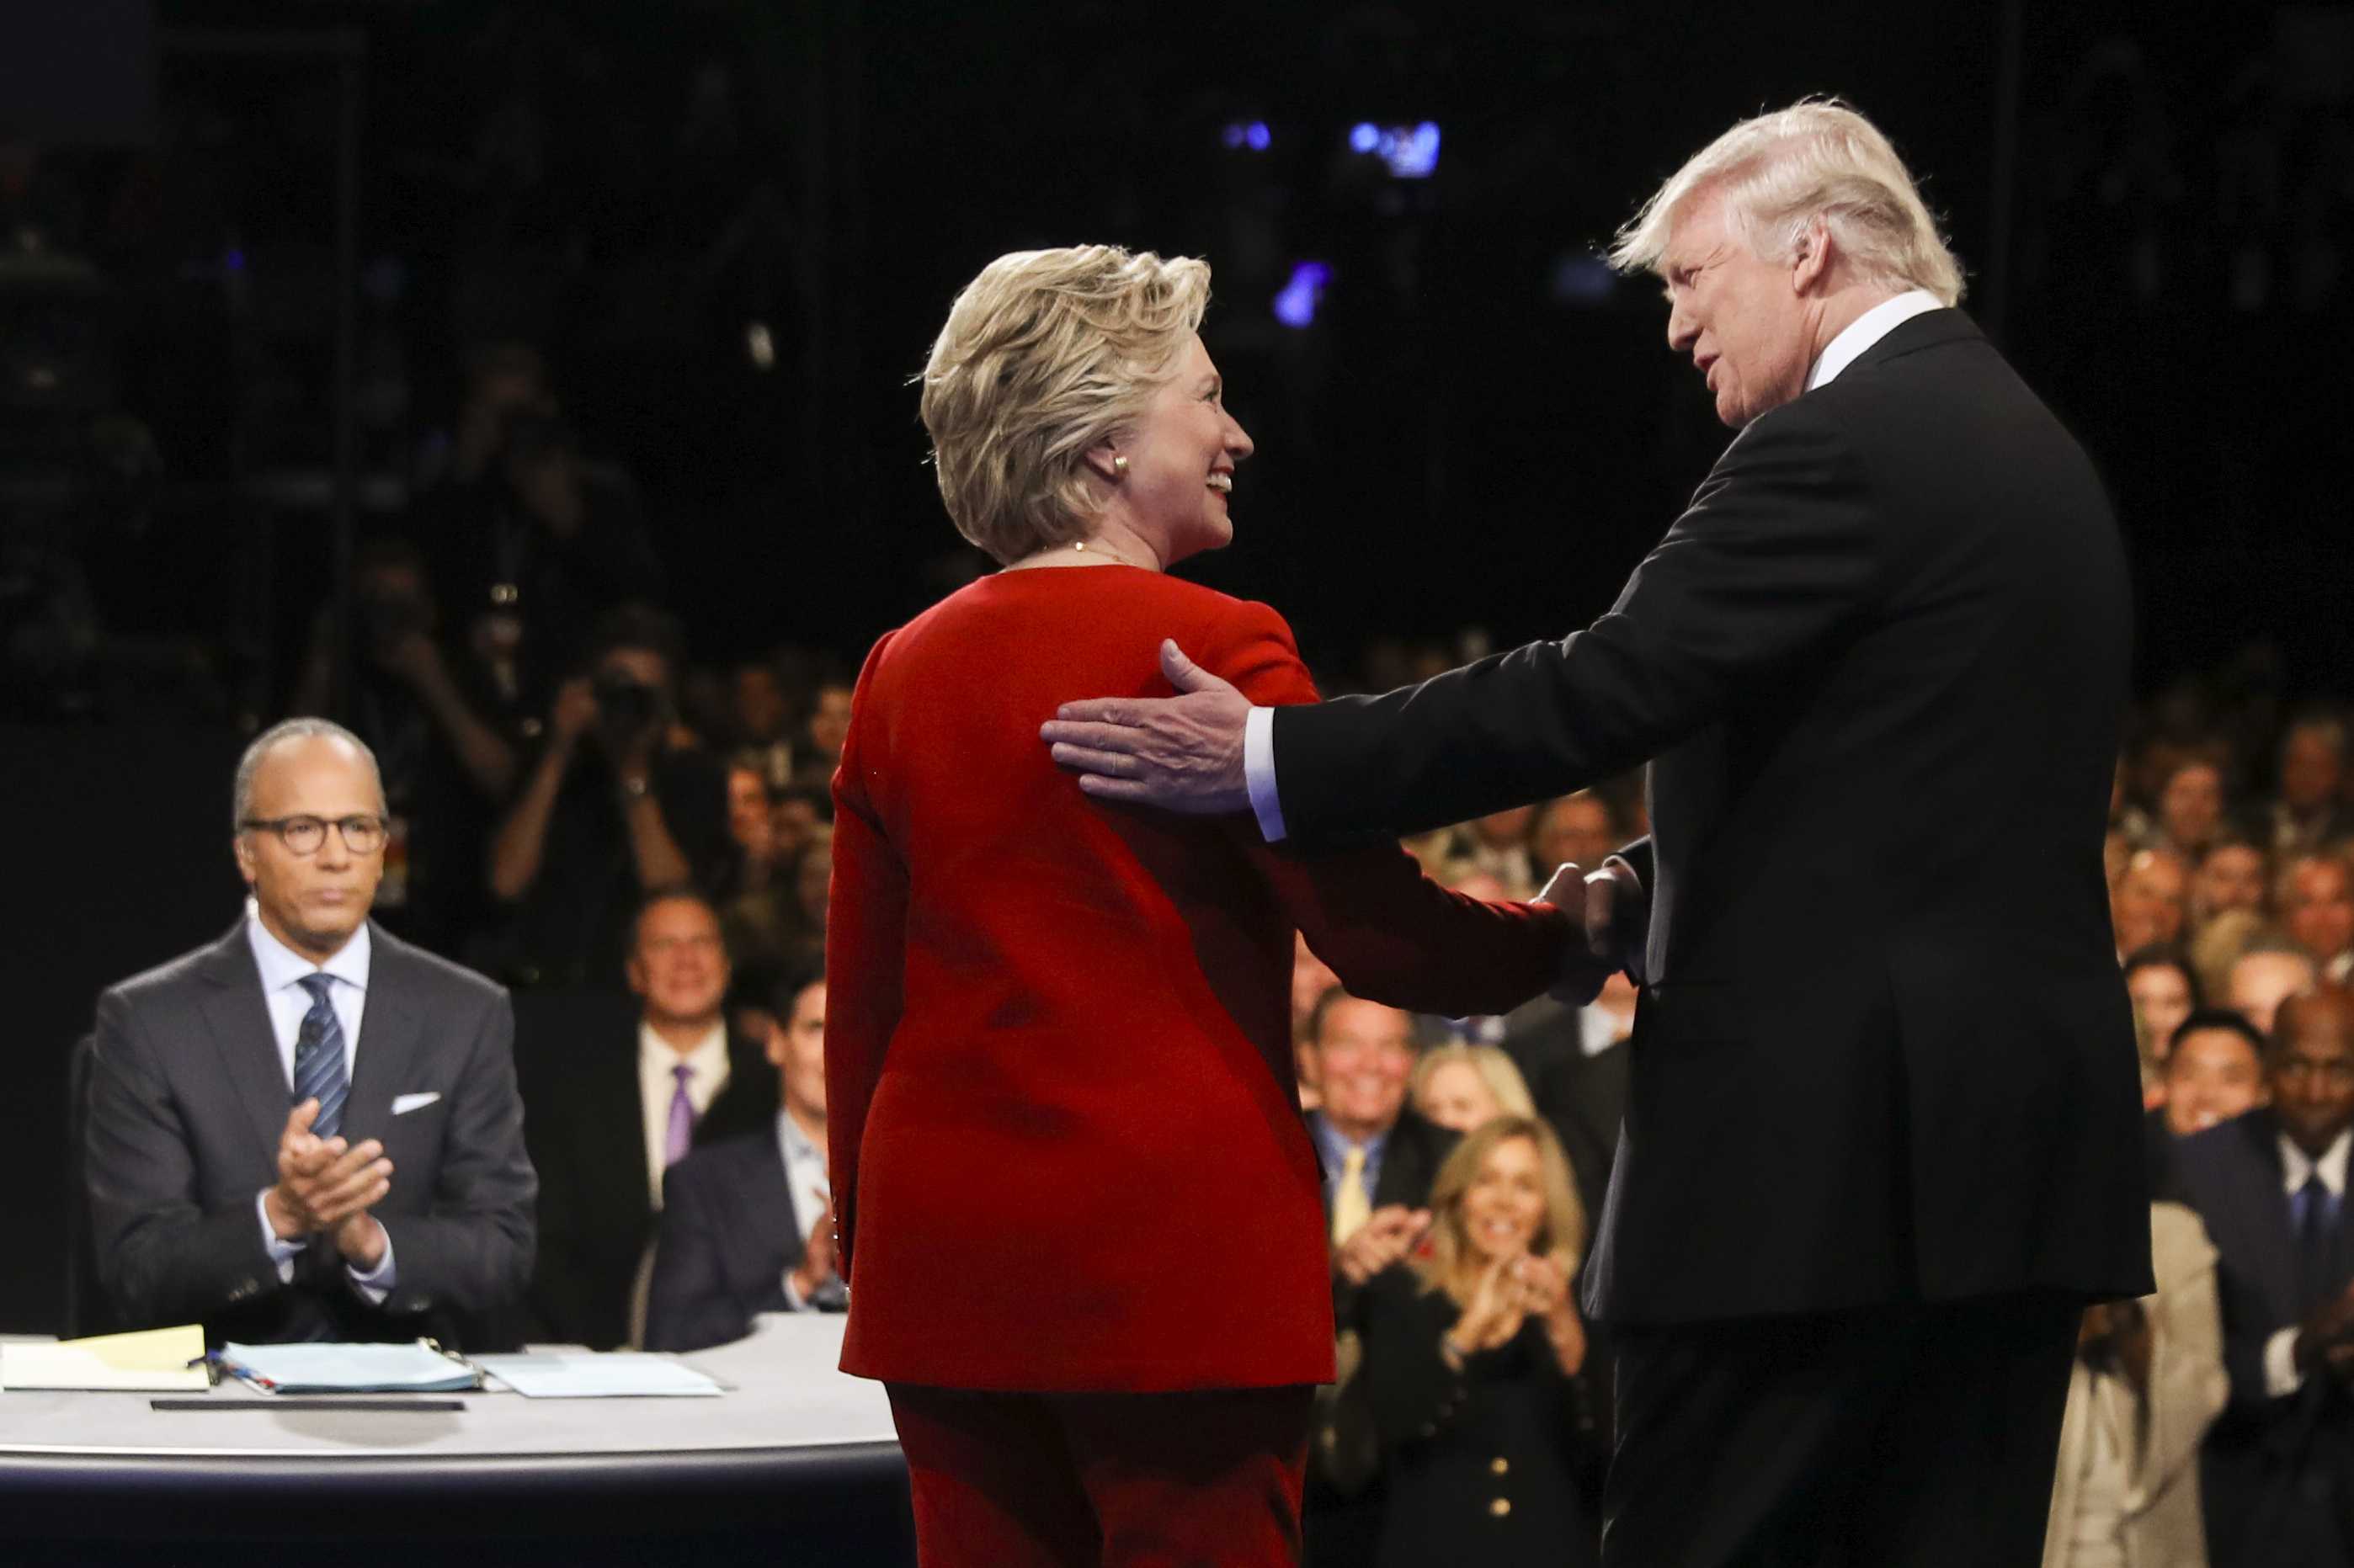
[1349,122,1381,154]
[1273,262,1329,329]
[1382,122,1440,179]
[1222,120,1273,151]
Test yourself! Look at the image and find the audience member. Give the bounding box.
[2041,1202,2229,1568]
[2192,835,2271,928]
[2127,947,2202,1108]
[729,656,798,787]
[289,536,520,954]
[794,676,854,790]
[2271,713,2351,858]
[84,719,535,1345]
[645,970,843,1352]
[482,603,732,987]
[2163,1013,2270,1138]
[1359,1116,1603,1567]
[423,341,664,710]
[1501,976,1635,1234]
[2229,940,2319,1038]
[1412,1044,1537,1134]
[524,889,778,1349]
[1532,792,1619,879]
[2155,759,2231,862]
[2279,853,2354,984]
[1426,807,1541,901]
[1293,933,1342,1112]
[2114,848,2192,955]
[2167,986,2354,1567]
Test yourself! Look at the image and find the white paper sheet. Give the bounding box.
[471,1353,724,1399]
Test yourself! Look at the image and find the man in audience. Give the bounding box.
[793,677,855,791]
[525,888,776,1349]
[2194,834,2272,928]
[1291,933,1341,1111]
[85,719,535,1345]
[484,603,732,988]
[729,656,797,787]
[2280,852,2354,985]
[645,970,841,1352]
[2162,1012,2270,1139]
[2230,941,2320,1038]
[2154,758,2230,862]
[2272,713,2351,858]
[2168,986,2354,1567]
[2113,846,2192,955]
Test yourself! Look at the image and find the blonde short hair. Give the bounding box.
[1411,1042,1538,1123]
[919,245,1211,565]
[1608,98,1964,306]
[1412,1115,1588,1305]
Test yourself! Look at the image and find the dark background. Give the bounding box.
[0,0,2346,1331]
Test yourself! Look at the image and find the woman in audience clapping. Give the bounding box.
[1359,1114,1603,1567]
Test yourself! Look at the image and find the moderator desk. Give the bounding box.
[0,1315,913,1565]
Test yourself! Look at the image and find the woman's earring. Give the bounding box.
[1112,455,1129,477]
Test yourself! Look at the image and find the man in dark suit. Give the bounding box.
[2168,986,2354,1567]
[1045,99,2150,1565]
[523,887,776,1349]
[644,970,841,1352]
[85,719,535,1347]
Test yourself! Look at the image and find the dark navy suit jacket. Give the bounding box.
[642,1127,812,1353]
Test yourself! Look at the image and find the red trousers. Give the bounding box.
[885,1383,1314,1568]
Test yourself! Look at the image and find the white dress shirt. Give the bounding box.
[1242,287,1948,845]
[2261,1126,2351,1396]
[775,1110,834,1311]
[638,1021,731,1208]
[244,905,396,1300]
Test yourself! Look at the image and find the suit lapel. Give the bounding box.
[194,922,297,1163]
[340,925,418,1149]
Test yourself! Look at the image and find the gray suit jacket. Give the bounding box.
[85,918,536,1346]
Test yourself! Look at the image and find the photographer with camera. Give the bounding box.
[291,537,520,953]
[424,341,664,716]
[484,603,730,990]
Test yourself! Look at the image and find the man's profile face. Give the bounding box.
[2271,998,2354,1157]
[768,981,827,1121]
[233,736,386,958]
[627,896,729,1027]
[1311,997,1416,1136]
[1661,186,1816,428]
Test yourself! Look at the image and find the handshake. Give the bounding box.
[1536,858,1648,1006]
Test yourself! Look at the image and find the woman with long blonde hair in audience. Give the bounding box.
[1410,1041,1536,1133]
[1357,1115,1603,1566]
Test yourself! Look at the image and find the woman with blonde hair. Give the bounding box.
[823,245,1598,1566]
[1357,1115,1603,1566]
[1410,1041,1537,1133]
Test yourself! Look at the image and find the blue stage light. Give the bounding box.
[1273,262,1330,329]
[1349,123,1381,154]
[1246,120,1271,151]
[1382,122,1441,179]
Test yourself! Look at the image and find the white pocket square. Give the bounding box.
[391,1092,441,1115]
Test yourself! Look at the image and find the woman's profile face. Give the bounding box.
[1457,1135,1547,1265]
[1118,333,1253,565]
[1416,1059,1500,1134]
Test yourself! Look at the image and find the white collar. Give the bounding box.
[1806,289,1944,391]
[640,1018,730,1082]
[243,899,372,995]
[778,1109,823,1161]
[2280,1127,2354,1199]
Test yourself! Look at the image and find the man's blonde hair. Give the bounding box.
[1608,98,1964,306]
[919,246,1211,565]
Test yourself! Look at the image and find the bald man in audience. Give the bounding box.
[2281,853,2354,986]
[2231,943,2319,1039]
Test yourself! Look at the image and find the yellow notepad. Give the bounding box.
[0,1325,210,1392]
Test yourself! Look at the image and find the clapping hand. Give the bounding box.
[264,1099,392,1268]
[1451,1255,1535,1358]
[1335,1205,1432,1286]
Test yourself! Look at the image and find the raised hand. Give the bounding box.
[1041,640,1253,814]
[1335,1204,1432,1286]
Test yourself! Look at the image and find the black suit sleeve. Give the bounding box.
[85,988,285,1326]
[644,1157,749,1353]
[1270,407,1881,848]
[374,989,536,1317]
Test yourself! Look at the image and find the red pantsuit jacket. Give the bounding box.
[825,566,1569,1392]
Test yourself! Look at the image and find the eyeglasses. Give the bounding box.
[239,815,388,856]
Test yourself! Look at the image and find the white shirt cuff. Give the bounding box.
[2264,1324,2305,1399]
[1244,705,1287,844]
[345,1227,397,1305]
[258,1188,304,1284]
[779,1269,810,1313]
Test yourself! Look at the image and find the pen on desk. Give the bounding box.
[150,1398,469,1412]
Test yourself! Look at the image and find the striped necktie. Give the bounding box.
[294,973,350,1140]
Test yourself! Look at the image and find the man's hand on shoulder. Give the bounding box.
[1041,640,1251,814]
